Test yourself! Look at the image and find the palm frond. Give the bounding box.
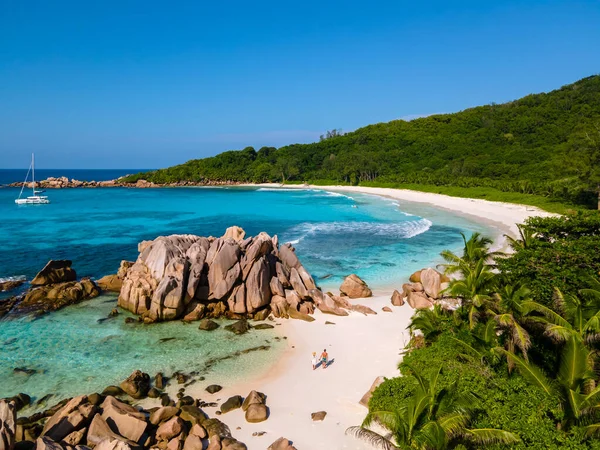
[463,428,520,445]
[437,411,470,437]
[584,423,600,437]
[558,336,592,390]
[497,348,554,395]
[345,426,399,450]
[522,301,571,328]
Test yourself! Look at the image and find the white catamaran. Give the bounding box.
[15,153,50,205]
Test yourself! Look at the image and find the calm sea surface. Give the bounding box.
[0,185,497,404]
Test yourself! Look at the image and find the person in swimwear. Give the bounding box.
[321,348,328,369]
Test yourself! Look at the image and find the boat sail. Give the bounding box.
[15,154,50,205]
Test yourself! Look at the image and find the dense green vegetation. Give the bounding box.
[352,211,600,449]
[124,75,600,209]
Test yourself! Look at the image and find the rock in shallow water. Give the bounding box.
[198,319,219,331]
[224,320,249,335]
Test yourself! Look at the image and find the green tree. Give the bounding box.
[346,366,519,449]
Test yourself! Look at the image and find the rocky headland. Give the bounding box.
[108,226,374,324]
[0,260,100,319]
[6,178,244,189]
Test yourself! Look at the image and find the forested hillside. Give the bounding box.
[124,75,600,208]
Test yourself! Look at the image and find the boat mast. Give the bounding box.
[32,153,35,195]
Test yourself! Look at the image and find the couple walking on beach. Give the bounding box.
[312,349,328,370]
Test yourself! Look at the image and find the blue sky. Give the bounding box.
[1,0,599,169]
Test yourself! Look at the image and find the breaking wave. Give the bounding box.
[0,275,26,284]
[256,187,306,192]
[284,218,432,244]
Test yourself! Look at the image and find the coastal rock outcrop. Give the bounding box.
[339,274,372,298]
[119,371,150,400]
[97,261,134,293]
[3,263,100,318]
[400,268,456,310]
[31,260,76,286]
[359,376,385,407]
[0,279,25,293]
[15,278,100,315]
[0,400,16,450]
[118,229,318,322]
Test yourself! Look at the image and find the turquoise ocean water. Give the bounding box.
[0,186,496,404]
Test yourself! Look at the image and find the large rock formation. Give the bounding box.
[118,228,318,322]
[400,268,454,310]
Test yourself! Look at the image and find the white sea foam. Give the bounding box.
[309,189,354,200]
[0,275,26,283]
[284,219,432,244]
[257,187,306,192]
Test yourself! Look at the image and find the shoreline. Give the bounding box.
[178,183,556,449]
[3,183,557,449]
[239,182,557,238]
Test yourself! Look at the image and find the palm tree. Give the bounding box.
[346,366,519,449]
[522,286,600,346]
[439,232,500,276]
[408,304,448,344]
[504,223,536,251]
[492,282,533,366]
[449,318,503,367]
[445,259,498,329]
[500,336,600,433]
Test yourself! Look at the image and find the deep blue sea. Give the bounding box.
[0,185,498,404]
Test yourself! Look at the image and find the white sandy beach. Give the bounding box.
[182,185,556,449]
[190,295,412,450]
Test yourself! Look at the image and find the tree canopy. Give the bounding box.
[123,75,600,208]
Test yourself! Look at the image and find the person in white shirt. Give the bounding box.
[311,352,318,370]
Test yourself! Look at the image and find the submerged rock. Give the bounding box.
[224,320,249,335]
[198,319,219,331]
